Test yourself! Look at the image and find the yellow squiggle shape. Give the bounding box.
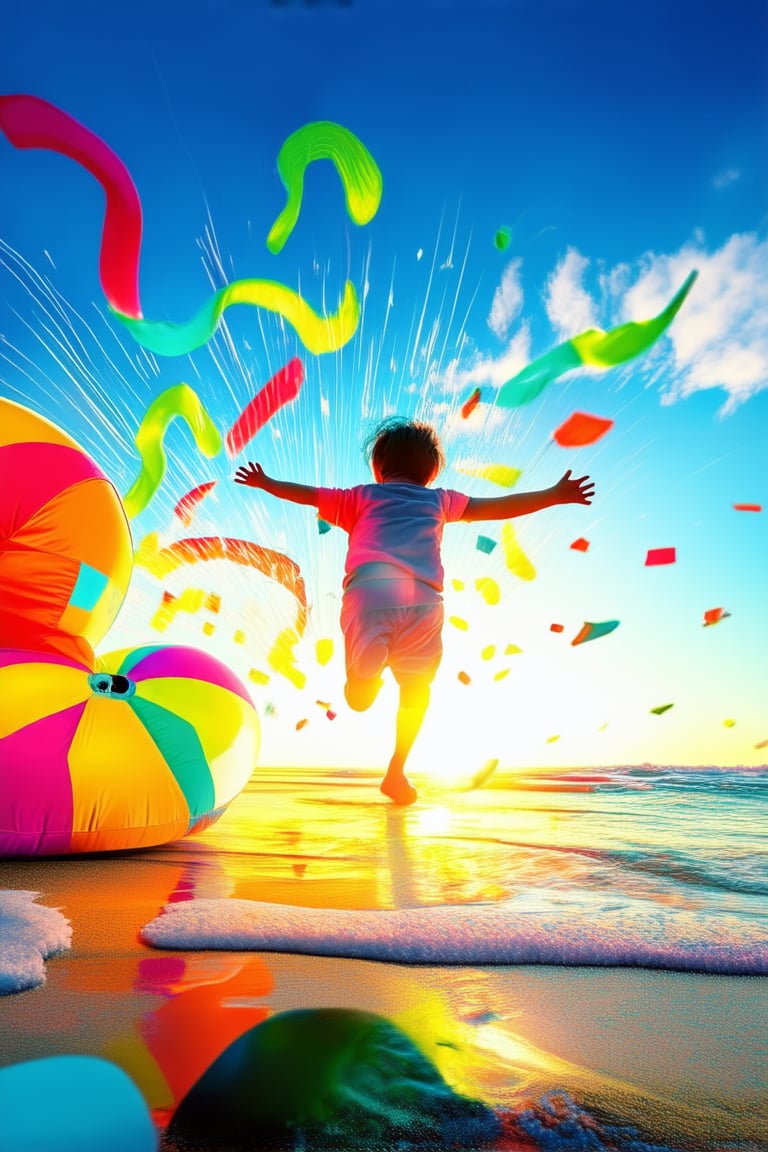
[123,384,222,520]
[114,279,359,358]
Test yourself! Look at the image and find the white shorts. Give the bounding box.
[340,574,444,690]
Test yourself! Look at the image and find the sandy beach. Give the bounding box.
[1,769,766,1149]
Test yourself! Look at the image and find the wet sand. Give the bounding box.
[1,770,766,1148]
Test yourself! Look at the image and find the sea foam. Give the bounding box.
[0,890,72,994]
[141,888,767,975]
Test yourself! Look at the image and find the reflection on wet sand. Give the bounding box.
[1,770,766,1147]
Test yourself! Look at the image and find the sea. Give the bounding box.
[170,763,768,975]
[147,762,768,1151]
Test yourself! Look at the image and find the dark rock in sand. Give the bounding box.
[164,1007,501,1150]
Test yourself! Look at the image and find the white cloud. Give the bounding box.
[488,257,524,340]
[621,232,768,413]
[431,231,767,417]
[544,248,600,340]
[713,167,740,189]
[438,322,532,394]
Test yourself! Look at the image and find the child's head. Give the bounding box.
[364,417,445,486]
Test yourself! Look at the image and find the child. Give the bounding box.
[235,417,594,806]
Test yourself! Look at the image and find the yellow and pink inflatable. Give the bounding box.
[0,398,259,856]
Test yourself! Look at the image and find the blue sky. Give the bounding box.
[2,0,767,772]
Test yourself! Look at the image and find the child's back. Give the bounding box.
[236,416,594,805]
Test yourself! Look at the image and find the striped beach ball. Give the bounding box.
[0,645,260,856]
[0,398,132,666]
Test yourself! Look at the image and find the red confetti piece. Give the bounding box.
[570,537,590,552]
[226,358,304,457]
[733,503,762,512]
[461,387,482,419]
[550,623,564,633]
[553,411,614,447]
[174,481,218,527]
[645,547,676,566]
[703,607,730,626]
[326,710,337,721]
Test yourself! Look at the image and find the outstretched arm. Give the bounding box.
[234,461,319,507]
[462,470,594,522]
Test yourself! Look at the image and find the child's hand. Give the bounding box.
[234,461,268,489]
[554,470,595,505]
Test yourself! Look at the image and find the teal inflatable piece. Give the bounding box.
[0,1056,157,1152]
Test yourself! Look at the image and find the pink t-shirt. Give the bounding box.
[317,482,470,592]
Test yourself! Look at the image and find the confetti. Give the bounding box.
[703,608,730,626]
[174,481,218,527]
[645,547,676,566]
[461,388,482,419]
[226,359,304,457]
[494,227,512,251]
[475,576,501,605]
[457,463,522,487]
[501,522,536,580]
[571,620,620,646]
[476,534,497,554]
[449,616,469,631]
[553,411,614,448]
[315,638,334,665]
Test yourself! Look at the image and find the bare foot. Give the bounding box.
[380,774,418,806]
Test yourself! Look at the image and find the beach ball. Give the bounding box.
[0,644,260,856]
[0,1056,158,1152]
[0,397,132,666]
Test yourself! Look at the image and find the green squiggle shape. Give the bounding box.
[496,270,698,408]
[124,383,222,519]
[112,278,359,358]
[571,270,698,365]
[267,121,383,255]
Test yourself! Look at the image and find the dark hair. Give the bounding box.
[363,417,445,486]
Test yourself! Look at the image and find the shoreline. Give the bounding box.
[2,850,766,1148]
[2,769,767,1149]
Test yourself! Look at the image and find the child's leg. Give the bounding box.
[380,603,444,806]
[340,592,388,713]
[344,671,384,712]
[380,680,430,806]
